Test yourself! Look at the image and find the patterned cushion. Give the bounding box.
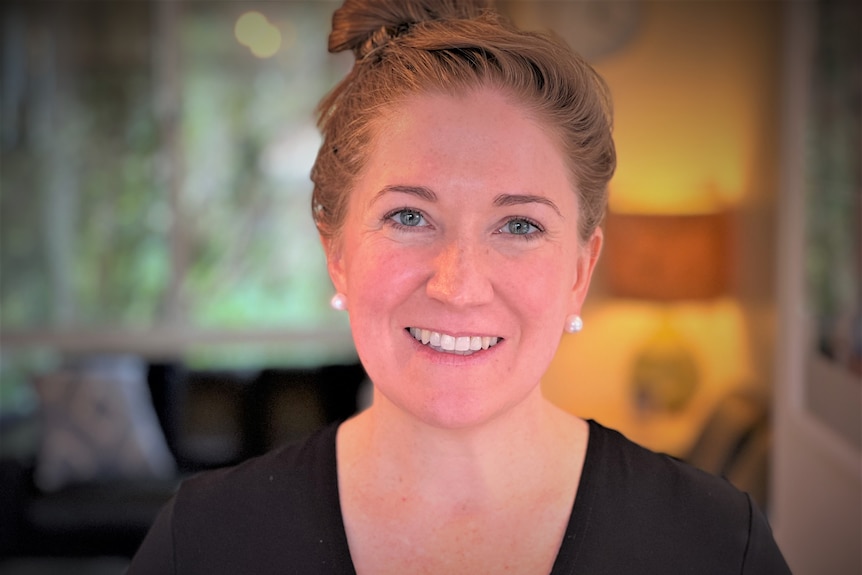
[32,356,176,492]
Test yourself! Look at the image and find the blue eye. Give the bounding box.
[387,209,427,228]
[502,218,541,236]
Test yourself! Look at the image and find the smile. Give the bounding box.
[407,327,501,355]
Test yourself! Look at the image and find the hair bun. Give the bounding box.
[329,0,490,58]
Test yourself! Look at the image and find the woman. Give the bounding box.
[130,1,790,573]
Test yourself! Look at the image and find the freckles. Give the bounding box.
[497,255,568,313]
[352,244,424,303]
[494,271,544,313]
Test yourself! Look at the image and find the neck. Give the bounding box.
[338,388,585,507]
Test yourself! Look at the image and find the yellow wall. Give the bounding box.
[541,1,783,455]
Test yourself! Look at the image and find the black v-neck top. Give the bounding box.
[129,420,790,574]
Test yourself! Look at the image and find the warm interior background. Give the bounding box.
[539,0,781,459]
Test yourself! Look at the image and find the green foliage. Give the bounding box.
[1,2,353,365]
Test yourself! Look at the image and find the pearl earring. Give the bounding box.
[564,314,583,334]
[330,293,348,311]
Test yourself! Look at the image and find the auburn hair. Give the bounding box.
[310,0,615,243]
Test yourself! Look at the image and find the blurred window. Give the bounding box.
[1,1,355,368]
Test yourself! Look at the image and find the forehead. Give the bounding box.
[359,87,576,202]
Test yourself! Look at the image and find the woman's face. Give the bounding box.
[325,87,601,429]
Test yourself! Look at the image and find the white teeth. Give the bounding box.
[455,337,471,351]
[408,328,501,354]
[440,334,455,351]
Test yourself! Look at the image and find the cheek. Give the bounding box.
[496,249,577,319]
[344,242,427,318]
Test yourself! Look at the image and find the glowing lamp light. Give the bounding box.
[234,11,282,59]
[603,210,735,414]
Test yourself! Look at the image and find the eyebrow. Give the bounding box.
[371,186,563,219]
[371,185,437,205]
[494,194,563,218]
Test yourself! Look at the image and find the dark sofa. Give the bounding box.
[0,360,367,564]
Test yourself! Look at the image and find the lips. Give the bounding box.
[408,327,501,355]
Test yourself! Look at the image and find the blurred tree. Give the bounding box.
[0,1,352,366]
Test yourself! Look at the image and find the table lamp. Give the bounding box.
[603,211,732,414]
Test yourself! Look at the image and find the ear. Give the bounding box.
[321,235,348,295]
[568,227,603,315]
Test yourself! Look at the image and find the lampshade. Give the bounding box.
[602,211,732,301]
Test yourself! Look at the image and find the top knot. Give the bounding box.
[328,0,490,59]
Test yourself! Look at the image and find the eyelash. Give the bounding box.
[383,208,430,231]
[498,217,544,240]
[382,209,545,240]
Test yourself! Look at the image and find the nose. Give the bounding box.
[426,239,494,307]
